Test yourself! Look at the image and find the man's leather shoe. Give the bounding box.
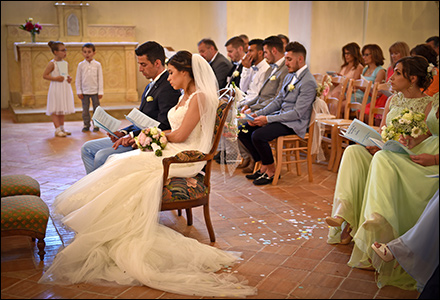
[237,157,250,169]
[253,173,274,185]
[245,170,263,180]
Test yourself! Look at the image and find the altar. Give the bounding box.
[11,41,139,107]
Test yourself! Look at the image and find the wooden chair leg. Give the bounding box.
[203,204,215,242]
[185,208,193,226]
[272,138,284,185]
[37,238,46,261]
[295,140,301,176]
[327,125,338,171]
[332,135,344,173]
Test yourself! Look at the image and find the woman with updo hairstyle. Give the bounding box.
[326,54,438,291]
[410,44,439,96]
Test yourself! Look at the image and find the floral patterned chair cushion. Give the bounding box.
[1,175,40,197]
[162,173,207,203]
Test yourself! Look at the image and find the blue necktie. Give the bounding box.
[145,81,155,97]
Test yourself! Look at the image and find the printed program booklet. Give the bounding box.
[56,61,68,77]
[341,118,415,155]
[92,106,121,138]
[125,108,160,129]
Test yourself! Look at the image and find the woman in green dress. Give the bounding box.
[326,56,438,290]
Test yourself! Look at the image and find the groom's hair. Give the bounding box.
[135,41,166,66]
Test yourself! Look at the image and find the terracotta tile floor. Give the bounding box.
[1,108,420,299]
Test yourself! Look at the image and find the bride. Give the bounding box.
[39,51,257,298]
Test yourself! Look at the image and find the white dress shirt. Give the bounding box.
[75,59,104,95]
[240,59,270,101]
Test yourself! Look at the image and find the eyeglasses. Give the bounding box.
[363,53,371,57]
[344,52,351,55]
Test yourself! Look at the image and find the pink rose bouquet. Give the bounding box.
[134,127,167,156]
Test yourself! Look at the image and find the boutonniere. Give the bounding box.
[288,84,295,92]
[147,96,154,102]
[270,75,277,81]
[232,70,240,78]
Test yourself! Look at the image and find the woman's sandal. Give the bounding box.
[325,216,344,227]
[371,242,394,262]
[340,224,352,245]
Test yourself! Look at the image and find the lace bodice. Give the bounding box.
[427,93,439,137]
[386,92,433,125]
[167,91,203,148]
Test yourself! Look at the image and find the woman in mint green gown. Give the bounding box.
[326,56,438,290]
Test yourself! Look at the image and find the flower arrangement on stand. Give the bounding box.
[381,108,428,141]
[134,127,168,156]
[19,18,42,43]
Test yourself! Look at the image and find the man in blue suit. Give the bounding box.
[81,41,181,174]
[238,41,317,185]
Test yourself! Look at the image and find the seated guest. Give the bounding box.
[238,41,317,185]
[372,188,438,296]
[364,41,410,122]
[329,42,364,99]
[224,36,247,88]
[239,39,271,108]
[277,34,289,51]
[235,35,289,172]
[325,56,438,291]
[425,36,439,65]
[81,41,180,174]
[235,38,270,169]
[348,44,386,106]
[239,34,250,53]
[197,38,232,89]
[410,43,439,96]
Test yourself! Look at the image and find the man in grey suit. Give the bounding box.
[239,36,289,112]
[198,38,232,89]
[238,41,317,185]
[237,36,289,172]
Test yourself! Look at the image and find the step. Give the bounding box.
[9,102,142,123]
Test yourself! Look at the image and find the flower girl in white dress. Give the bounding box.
[39,51,257,298]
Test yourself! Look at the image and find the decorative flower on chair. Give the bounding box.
[316,76,333,99]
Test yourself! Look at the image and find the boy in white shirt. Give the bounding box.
[76,43,104,132]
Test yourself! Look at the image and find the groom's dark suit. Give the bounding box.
[122,71,181,136]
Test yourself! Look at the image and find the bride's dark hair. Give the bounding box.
[167,51,194,79]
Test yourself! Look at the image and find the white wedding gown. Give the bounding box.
[39,91,257,298]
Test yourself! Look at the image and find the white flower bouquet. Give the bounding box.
[381,108,428,141]
[134,127,167,156]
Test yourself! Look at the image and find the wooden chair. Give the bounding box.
[317,77,353,169]
[271,109,316,185]
[160,89,235,242]
[367,82,385,129]
[330,78,374,172]
[313,73,328,85]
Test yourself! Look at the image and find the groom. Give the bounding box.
[81,41,181,174]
